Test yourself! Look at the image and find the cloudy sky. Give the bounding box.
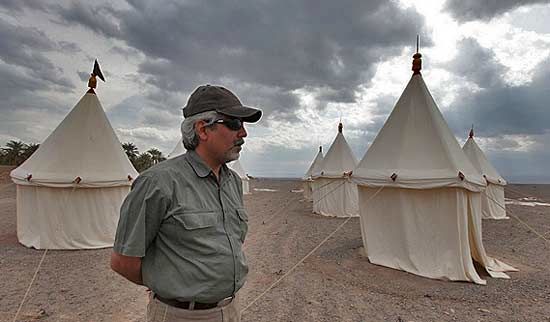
[1,0,549,182]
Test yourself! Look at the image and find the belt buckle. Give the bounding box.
[216,295,234,307]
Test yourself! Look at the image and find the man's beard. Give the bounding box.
[223,139,244,163]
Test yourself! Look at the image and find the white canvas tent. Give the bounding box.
[463,129,508,219]
[302,146,324,200]
[352,52,516,284]
[11,84,138,249]
[312,123,358,217]
[168,139,186,159]
[228,159,250,195]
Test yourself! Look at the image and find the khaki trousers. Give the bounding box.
[146,293,240,322]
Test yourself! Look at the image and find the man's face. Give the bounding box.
[205,116,247,164]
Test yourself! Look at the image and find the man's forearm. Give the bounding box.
[110,252,144,285]
[119,264,143,285]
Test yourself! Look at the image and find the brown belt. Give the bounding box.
[154,294,234,310]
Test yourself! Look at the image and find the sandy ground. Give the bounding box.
[1,165,549,322]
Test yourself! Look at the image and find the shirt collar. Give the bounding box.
[185,150,230,181]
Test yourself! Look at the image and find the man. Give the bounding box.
[111,85,261,321]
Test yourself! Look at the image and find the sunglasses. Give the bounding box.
[205,117,244,131]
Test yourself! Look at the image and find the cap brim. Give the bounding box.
[218,105,262,123]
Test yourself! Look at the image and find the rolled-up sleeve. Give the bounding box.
[113,174,169,257]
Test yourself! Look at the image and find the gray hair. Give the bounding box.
[180,110,220,150]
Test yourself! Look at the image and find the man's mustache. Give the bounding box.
[234,139,245,147]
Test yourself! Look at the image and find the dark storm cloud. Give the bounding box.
[493,147,550,183]
[105,93,183,155]
[107,93,183,131]
[0,18,74,89]
[0,64,43,107]
[137,59,196,92]
[0,65,72,144]
[339,94,396,149]
[109,45,141,59]
[367,94,400,129]
[144,88,186,112]
[59,41,82,53]
[53,2,122,38]
[0,18,56,69]
[0,0,48,13]
[16,0,431,121]
[432,38,550,139]
[445,54,550,138]
[0,0,24,11]
[445,38,505,88]
[227,84,301,122]
[101,0,430,119]
[77,71,89,82]
[444,0,549,22]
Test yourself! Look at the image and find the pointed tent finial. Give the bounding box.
[412,35,422,75]
[87,59,106,94]
[469,124,474,138]
[338,122,343,133]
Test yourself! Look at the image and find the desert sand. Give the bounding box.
[1,165,549,322]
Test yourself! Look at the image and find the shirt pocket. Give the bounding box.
[236,208,249,242]
[170,211,220,255]
[174,211,218,229]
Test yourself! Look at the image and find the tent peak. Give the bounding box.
[412,35,422,75]
[338,122,343,133]
[469,125,475,138]
[87,59,105,94]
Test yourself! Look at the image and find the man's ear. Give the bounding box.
[195,120,210,141]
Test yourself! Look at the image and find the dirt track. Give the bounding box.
[1,167,549,321]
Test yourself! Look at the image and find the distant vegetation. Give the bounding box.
[0,140,40,166]
[122,142,167,172]
[1,140,166,173]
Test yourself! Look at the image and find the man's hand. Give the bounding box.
[110,252,143,285]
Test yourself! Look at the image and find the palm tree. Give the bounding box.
[0,149,6,165]
[147,148,165,164]
[21,143,40,161]
[122,142,139,162]
[134,152,154,172]
[1,140,27,165]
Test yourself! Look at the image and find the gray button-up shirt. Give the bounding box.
[113,150,248,302]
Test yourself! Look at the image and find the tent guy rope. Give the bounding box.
[307,177,339,194]
[12,249,48,322]
[243,193,301,251]
[311,180,347,207]
[240,186,384,315]
[484,190,550,246]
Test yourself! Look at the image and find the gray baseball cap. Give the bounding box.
[183,85,262,122]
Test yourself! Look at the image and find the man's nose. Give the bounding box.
[238,124,247,138]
